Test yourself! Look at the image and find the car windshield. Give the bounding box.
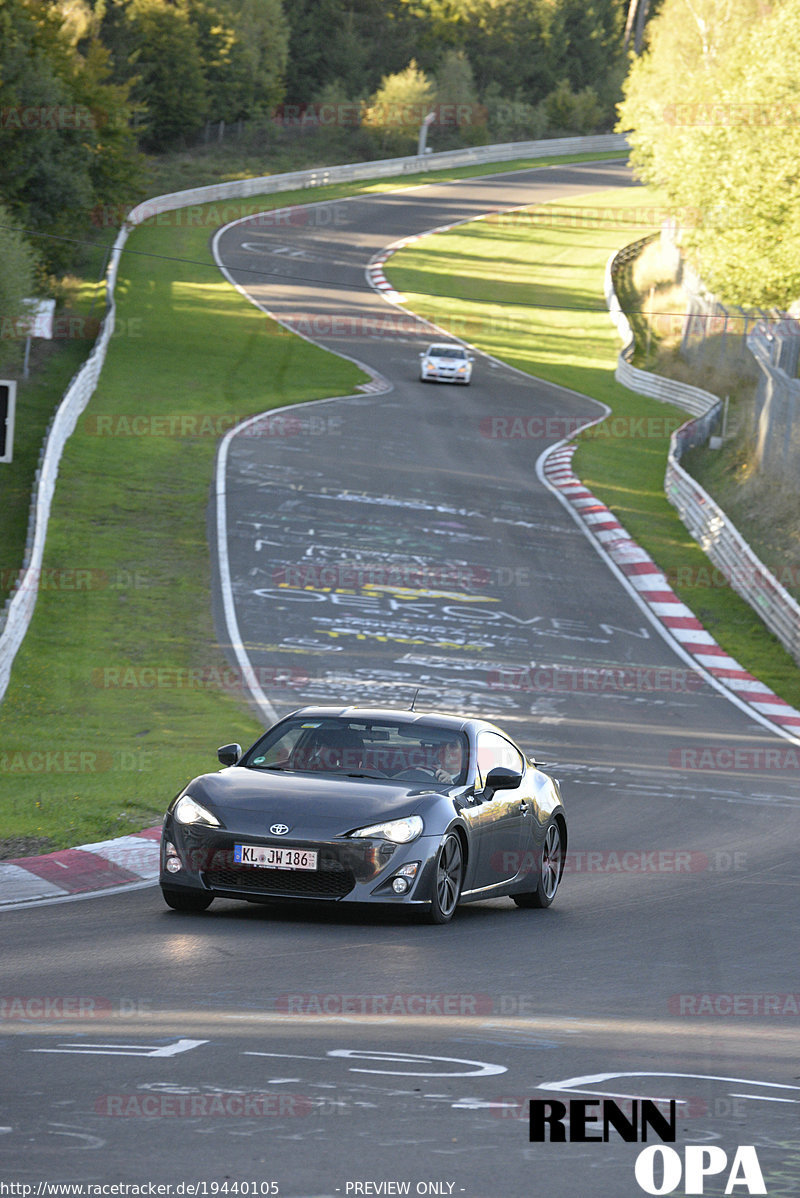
[242,718,469,785]
[429,346,465,358]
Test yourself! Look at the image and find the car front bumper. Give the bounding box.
[160,818,439,906]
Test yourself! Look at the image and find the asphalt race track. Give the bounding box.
[3,162,800,1197]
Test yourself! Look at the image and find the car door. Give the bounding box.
[470,731,529,888]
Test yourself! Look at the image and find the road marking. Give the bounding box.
[31,1038,208,1057]
[539,1070,800,1104]
[48,1123,105,1148]
[245,1048,506,1077]
[327,1049,507,1077]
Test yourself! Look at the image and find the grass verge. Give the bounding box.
[384,187,800,708]
[0,150,622,854]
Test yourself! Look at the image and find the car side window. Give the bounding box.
[475,731,525,792]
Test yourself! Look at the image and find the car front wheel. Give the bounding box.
[428,832,464,924]
[512,820,564,909]
[161,886,214,913]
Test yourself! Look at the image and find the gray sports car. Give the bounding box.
[160,706,566,924]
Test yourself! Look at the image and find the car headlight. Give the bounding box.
[350,815,423,843]
[173,794,220,827]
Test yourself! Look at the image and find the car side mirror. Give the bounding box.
[484,766,522,793]
[217,743,242,767]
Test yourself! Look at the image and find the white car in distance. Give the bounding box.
[419,343,473,385]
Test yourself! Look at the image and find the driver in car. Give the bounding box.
[433,739,464,785]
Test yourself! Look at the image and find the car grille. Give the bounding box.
[203,850,355,899]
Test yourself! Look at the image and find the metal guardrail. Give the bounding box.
[123,134,628,224]
[0,134,628,703]
[604,239,720,418]
[607,241,800,666]
[664,453,800,664]
[747,317,800,481]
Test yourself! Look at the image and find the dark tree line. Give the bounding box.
[0,0,636,294]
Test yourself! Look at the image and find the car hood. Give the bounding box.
[179,768,441,838]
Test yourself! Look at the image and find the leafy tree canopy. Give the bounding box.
[0,201,39,366]
[0,0,142,272]
[618,0,800,306]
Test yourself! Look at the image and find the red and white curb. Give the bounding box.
[542,444,800,737]
[366,254,405,303]
[0,826,162,909]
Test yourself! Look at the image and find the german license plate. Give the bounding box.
[234,844,318,870]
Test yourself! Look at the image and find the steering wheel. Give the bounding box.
[395,767,438,780]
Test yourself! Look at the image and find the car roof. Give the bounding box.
[280,705,516,740]
[427,343,466,353]
[285,705,473,731]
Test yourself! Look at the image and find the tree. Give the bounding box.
[543,79,605,136]
[126,0,208,149]
[222,0,288,114]
[362,59,435,152]
[186,0,244,122]
[283,0,417,104]
[433,49,485,139]
[618,0,800,306]
[0,0,141,272]
[0,203,38,368]
[623,0,653,54]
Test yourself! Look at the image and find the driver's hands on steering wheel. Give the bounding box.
[434,767,454,783]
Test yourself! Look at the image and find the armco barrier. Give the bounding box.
[605,238,720,419]
[0,134,627,704]
[606,241,800,666]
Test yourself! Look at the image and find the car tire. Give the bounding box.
[512,819,564,909]
[161,886,214,913]
[428,832,464,924]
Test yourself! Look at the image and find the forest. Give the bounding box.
[0,0,630,312]
[3,0,797,326]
